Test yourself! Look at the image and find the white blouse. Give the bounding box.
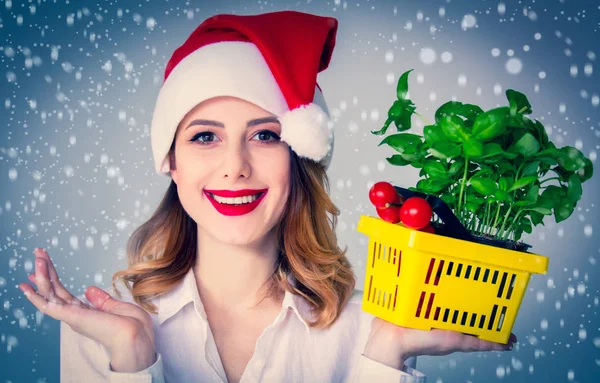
[60,267,426,382]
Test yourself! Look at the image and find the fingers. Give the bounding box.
[18,283,72,321]
[34,257,68,305]
[460,332,515,352]
[33,248,73,301]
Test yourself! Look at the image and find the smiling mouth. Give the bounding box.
[206,192,266,206]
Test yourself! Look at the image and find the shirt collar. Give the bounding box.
[157,267,313,333]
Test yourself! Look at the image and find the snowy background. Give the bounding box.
[1,0,599,382]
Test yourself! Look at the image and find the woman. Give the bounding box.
[18,11,515,383]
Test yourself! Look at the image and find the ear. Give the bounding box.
[169,150,178,184]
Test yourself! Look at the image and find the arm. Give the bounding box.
[61,320,166,383]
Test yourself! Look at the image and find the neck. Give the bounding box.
[193,227,283,313]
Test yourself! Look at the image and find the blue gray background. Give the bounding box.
[1,0,599,382]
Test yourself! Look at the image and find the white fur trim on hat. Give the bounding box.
[279,103,334,163]
[151,41,334,176]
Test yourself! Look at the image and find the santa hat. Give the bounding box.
[151,11,338,176]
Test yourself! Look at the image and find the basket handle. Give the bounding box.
[393,185,473,241]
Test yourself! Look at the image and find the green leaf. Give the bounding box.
[533,120,549,148]
[511,132,540,157]
[525,184,540,204]
[577,158,594,182]
[423,124,446,145]
[465,202,482,213]
[386,155,410,166]
[506,89,533,115]
[498,177,511,192]
[476,143,505,159]
[554,197,575,223]
[423,160,447,178]
[463,138,484,157]
[494,190,511,202]
[394,101,416,132]
[470,177,498,195]
[557,146,588,172]
[435,101,484,124]
[519,217,533,234]
[508,175,537,191]
[417,178,452,193]
[396,69,413,100]
[529,211,545,226]
[371,117,394,136]
[521,161,540,176]
[526,206,553,215]
[567,173,582,202]
[472,107,509,141]
[429,142,462,159]
[448,161,464,177]
[439,115,471,143]
[440,193,456,206]
[378,133,422,154]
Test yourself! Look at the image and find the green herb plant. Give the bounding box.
[373,69,594,243]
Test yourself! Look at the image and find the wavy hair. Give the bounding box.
[111,147,356,329]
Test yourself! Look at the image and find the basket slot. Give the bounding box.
[474,267,481,281]
[478,315,486,329]
[392,285,398,311]
[443,308,450,322]
[434,260,445,286]
[396,250,402,277]
[382,291,387,307]
[497,272,508,298]
[506,274,517,299]
[367,275,373,302]
[373,288,377,303]
[371,242,377,269]
[483,268,490,282]
[461,311,468,326]
[456,263,463,278]
[434,307,441,321]
[415,291,426,317]
[465,265,472,279]
[425,258,436,284]
[470,313,477,327]
[487,304,499,330]
[492,270,499,284]
[424,293,436,319]
[446,261,454,276]
[387,291,392,310]
[497,306,508,331]
[452,310,459,324]
[392,248,397,265]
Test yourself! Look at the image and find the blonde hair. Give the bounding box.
[111,149,356,329]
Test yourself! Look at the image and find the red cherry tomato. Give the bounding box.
[399,197,432,229]
[376,206,401,224]
[369,182,400,208]
[419,223,435,234]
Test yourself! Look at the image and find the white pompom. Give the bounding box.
[279,103,333,162]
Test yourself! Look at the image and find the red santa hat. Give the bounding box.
[151,11,338,176]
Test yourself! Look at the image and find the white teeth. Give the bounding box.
[210,193,262,205]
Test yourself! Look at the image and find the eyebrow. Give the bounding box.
[185,116,281,130]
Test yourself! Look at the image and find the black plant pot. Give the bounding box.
[393,186,532,253]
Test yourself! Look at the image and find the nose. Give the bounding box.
[222,141,251,180]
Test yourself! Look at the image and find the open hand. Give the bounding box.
[364,317,516,370]
[18,248,157,372]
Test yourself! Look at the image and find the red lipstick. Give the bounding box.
[204,189,268,217]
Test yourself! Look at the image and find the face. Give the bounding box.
[169,96,291,247]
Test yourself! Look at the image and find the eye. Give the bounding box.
[189,131,218,145]
[252,130,281,143]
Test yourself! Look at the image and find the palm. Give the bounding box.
[372,317,515,359]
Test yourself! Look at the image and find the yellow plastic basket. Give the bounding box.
[357,215,549,344]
